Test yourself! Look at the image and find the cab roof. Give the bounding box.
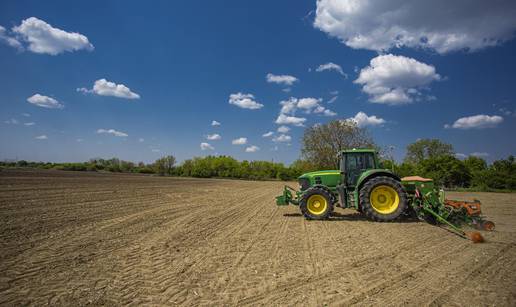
[341,148,376,154]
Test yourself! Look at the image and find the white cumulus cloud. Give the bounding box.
[314,0,516,54]
[97,128,128,137]
[313,105,337,117]
[228,92,264,109]
[206,133,221,140]
[277,125,290,133]
[297,97,321,111]
[445,114,503,129]
[455,153,467,159]
[266,73,299,86]
[10,17,93,55]
[275,113,307,126]
[262,131,274,137]
[24,122,35,126]
[456,152,489,159]
[471,152,489,157]
[35,135,47,140]
[324,109,337,116]
[27,94,63,109]
[316,62,347,77]
[275,96,338,128]
[327,96,338,104]
[354,54,440,105]
[279,97,336,116]
[0,25,22,49]
[348,112,386,127]
[232,137,247,145]
[273,134,292,143]
[4,118,19,124]
[211,120,221,126]
[78,79,140,99]
[245,145,260,153]
[200,142,214,150]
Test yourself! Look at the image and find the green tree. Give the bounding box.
[463,156,487,188]
[405,139,454,164]
[289,159,317,177]
[396,162,417,178]
[482,156,516,190]
[418,155,471,188]
[301,119,376,169]
[16,160,28,167]
[464,156,487,173]
[153,155,176,175]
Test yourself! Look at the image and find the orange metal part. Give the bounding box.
[467,232,484,243]
[445,199,482,216]
[482,221,495,231]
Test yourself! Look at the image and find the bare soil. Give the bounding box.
[1,169,515,306]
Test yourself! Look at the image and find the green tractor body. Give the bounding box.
[277,148,399,211]
[276,148,494,241]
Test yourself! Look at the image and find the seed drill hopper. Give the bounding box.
[276,149,494,242]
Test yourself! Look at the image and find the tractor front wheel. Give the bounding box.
[300,187,334,220]
[359,176,408,222]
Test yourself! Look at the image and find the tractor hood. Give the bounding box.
[298,170,341,190]
[299,170,341,179]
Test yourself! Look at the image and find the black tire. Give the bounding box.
[300,187,334,220]
[359,176,408,222]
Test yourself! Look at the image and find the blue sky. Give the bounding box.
[1,0,515,164]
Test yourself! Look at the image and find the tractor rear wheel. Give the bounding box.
[359,176,407,222]
[300,187,334,220]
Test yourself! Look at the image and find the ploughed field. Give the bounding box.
[0,169,515,306]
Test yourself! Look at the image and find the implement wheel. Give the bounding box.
[300,187,334,220]
[360,176,408,222]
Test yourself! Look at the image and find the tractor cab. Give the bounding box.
[339,148,379,187]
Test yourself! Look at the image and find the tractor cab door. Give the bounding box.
[343,152,375,187]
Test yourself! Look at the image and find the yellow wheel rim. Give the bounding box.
[370,185,399,214]
[307,194,328,216]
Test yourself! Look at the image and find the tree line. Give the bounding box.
[0,156,310,181]
[1,120,514,191]
[384,139,515,191]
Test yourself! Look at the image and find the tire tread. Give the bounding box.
[300,187,334,220]
[359,176,408,222]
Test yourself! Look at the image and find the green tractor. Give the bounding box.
[276,148,494,241]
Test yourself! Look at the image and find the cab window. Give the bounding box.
[344,152,376,186]
[346,153,375,171]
